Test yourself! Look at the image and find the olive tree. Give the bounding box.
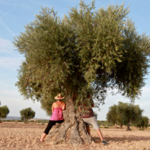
[20,107,35,123]
[135,116,149,130]
[107,102,143,130]
[13,1,150,145]
[106,105,118,128]
[117,102,143,131]
[0,105,10,123]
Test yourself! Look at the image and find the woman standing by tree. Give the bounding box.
[37,94,66,142]
[79,94,109,145]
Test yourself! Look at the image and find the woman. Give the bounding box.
[37,93,66,142]
[78,94,109,145]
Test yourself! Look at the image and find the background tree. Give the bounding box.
[107,102,143,130]
[106,104,126,129]
[117,102,143,131]
[0,105,10,123]
[135,116,149,130]
[20,107,35,123]
[106,105,118,128]
[13,1,150,145]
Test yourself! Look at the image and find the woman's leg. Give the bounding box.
[86,125,90,135]
[40,133,47,141]
[57,120,64,124]
[39,120,56,141]
[96,128,104,141]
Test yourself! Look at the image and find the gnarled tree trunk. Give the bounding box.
[119,123,123,129]
[127,119,131,131]
[47,95,93,146]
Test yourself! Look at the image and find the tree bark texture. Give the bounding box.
[127,119,131,131]
[119,124,123,129]
[47,95,93,146]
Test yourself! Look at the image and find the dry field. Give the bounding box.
[0,122,150,150]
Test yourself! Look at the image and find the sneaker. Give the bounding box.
[101,140,109,145]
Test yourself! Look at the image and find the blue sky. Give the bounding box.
[0,0,150,120]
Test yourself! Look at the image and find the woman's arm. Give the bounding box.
[78,106,81,112]
[52,103,54,113]
[62,103,66,110]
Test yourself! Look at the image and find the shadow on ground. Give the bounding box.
[93,135,150,143]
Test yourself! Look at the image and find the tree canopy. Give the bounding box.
[135,116,149,130]
[20,107,35,123]
[107,101,143,130]
[13,0,150,115]
[0,105,10,119]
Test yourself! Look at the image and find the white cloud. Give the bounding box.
[0,37,14,54]
[0,81,10,87]
[0,56,24,70]
[0,37,24,70]
[0,89,19,97]
[141,86,150,93]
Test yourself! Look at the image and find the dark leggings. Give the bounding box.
[44,120,64,134]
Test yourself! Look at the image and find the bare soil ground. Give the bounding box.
[0,122,150,150]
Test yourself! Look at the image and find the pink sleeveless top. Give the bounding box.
[50,107,64,121]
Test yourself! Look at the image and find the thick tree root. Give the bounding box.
[67,119,83,146]
[78,118,93,144]
[47,97,94,146]
[47,114,93,145]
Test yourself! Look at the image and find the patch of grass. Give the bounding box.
[36,120,49,124]
[97,120,112,127]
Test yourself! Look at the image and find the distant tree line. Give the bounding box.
[106,101,149,130]
[0,104,35,123]
[0,102,149,130]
